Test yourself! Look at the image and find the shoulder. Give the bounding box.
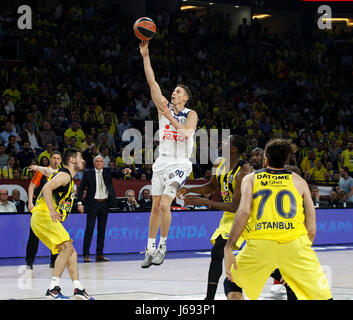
[242,172,255,185]
[187,109,198,119]
[238,162,252,176]
[213,157,224,168]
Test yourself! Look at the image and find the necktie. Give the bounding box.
[97,171,104,198]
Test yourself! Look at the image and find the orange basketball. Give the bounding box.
[133,17,157,41]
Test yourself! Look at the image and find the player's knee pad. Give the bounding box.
[223,277,242,296]
[163,184,178,199]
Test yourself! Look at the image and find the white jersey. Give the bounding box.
[153,105,194,174]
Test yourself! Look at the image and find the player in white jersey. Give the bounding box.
[139,40,198,268]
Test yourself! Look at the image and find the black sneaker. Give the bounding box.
[73,288,95,300]
[45,286,70,299]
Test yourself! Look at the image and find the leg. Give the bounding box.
[141,196,161,268]
[25,227,39,268]
[148,195,162,238]
[53,241,75,279]
[159,193,174,238]
[96,202,109,257]
[223,277,244,300]
[277,235,332,300]
[205,235,227,300]
[66,246,94,300]
[82,204,98,256]
[66,248,79,282]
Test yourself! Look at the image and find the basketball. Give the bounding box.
[133,17,157,41]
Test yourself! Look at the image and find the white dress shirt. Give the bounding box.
[94,168,108,199]
[0,201,17,212]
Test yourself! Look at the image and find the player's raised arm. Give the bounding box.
[139,40,168,113]
[30,164,56,177]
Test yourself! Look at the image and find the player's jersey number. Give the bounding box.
[253,189,297,220]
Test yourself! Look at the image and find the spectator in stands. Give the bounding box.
[99,146,111,168]
[3,94,15,115]
[341,138,353,176]
[64,120,85,149]
[98,123,115,152]
[12,189,26,212]
[38,143,53,164]
[337,190,348,208]
[82,144,99,169]
[117,112,132,141]
[138,188,152,210]
[5,136,20,156]
[1,155,18,179]
[310,185,321,207]
[338,167,353,204]
[0,143,9,168]
[0,121,20,144]
[39,121,58,150]
[13,168,23,179]
[2,81,20,105]
[122,189,140,212]
[309,160,326,182]
[327,190,339,208]
[0,188,17,212]
[301,149,317,174]
[16,141,35,169]
[20,122,41,153]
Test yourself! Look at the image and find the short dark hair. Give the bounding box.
[177,84,192,100]
[264,139,292,169]
[230,135,248,155]
[342,166,350,173]
[62,148,80,165]
[50,151,62,158]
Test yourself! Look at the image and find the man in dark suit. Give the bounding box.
[138,188,152,211]
[77,155,119,262]
[12,189,26,212]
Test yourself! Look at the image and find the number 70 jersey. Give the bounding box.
[247,168,308,243]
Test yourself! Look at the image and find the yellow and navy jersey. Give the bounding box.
[34,167,75,222]
[216,158,246,213]
[247,168,307,242]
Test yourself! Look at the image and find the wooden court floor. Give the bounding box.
[1,247,352,300]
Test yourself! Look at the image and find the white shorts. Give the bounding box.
[151,158,192,197]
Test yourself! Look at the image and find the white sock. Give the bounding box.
[73,280,84,290]
[147,238,156,252]
[49,277,60,290]
[159,237,167,247]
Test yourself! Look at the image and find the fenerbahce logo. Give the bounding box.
[162,124,185,142]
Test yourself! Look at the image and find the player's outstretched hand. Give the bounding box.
[159,101,172,120]
[77,203,84,215]
[184,195,205,206]
[176,187,188,199]
[29,164,38,171]
[139,40,149,57]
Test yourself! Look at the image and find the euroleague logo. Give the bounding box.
[162,124,185,142]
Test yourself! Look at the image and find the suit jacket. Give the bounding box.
[77,168,119,208]
[13,199,26,212]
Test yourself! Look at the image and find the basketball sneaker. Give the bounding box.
[45,286,70,300]
[151,244,167,266]
[73,288,95,300]
[141,249,155,269]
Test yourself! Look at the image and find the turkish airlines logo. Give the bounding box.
[162,124,185,142]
